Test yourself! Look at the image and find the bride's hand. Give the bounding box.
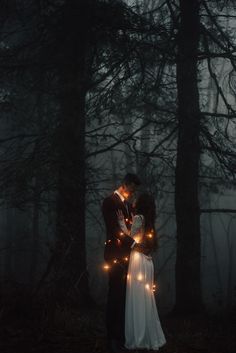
[117,209,124,221]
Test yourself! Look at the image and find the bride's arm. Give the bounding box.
[117,209,130,235]
[117,212,143,237]
[130,215,143,238]
[117,212,150,253]
[131,215,153,255]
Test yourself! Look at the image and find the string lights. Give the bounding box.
[103,219,157,293]
[137,273,143,281]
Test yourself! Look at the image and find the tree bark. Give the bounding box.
[29,176,40,286]
[53,0,91,307]
[174,0,204,314]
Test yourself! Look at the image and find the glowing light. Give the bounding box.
[108,240,111,243]
[134,235,141,243]
[103,264,110,271]
[104,241,106,245]
[117,239,121,245]
[127,274,130,280]
[113,259,117,264]
[120,232,124,236]
[125,218,129,222]
[145,283,150,290]
[124,257,128,261]
[134,252,140,261]
[137,273,143,281]
[123,192,129,199]
[152,284,157,292]
[147,233,153,238]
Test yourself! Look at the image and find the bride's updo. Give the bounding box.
[135,193,158,251]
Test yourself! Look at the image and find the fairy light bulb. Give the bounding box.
[134,235,141,243]
[137,273,143,281]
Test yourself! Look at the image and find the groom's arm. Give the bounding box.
[133,243,152,255]
[102,197,134,248]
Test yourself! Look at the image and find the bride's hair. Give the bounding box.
[135,193,158,251]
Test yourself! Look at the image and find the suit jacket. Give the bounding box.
[102,193,134,263]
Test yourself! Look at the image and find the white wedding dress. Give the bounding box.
[121,215,166,350]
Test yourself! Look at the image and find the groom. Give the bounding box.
[102,173,145,353]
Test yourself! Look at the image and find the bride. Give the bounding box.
[117,193,166,351]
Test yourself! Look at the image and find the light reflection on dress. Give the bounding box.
[124,215,166,350]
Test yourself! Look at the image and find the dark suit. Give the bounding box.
[102,193,134,346]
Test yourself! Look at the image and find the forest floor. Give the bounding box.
[0,307,235,353]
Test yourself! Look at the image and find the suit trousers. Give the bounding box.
[106,262,128,345]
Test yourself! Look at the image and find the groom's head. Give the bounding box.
[119,173,141,200]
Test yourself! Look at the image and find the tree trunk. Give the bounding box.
[136,123,150,188]
[4,208,14,282]
[174,0,204,314]
[53,0,91,308]
[29,176,40,286]
[29,87,43,286]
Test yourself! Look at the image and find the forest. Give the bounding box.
[0,0,236,352]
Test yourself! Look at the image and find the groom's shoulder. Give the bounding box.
[102,193,116,206]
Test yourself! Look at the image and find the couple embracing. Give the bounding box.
[102,174,166,353]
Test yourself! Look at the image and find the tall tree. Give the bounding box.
[52,0,91,307]
[174,0,204,314]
